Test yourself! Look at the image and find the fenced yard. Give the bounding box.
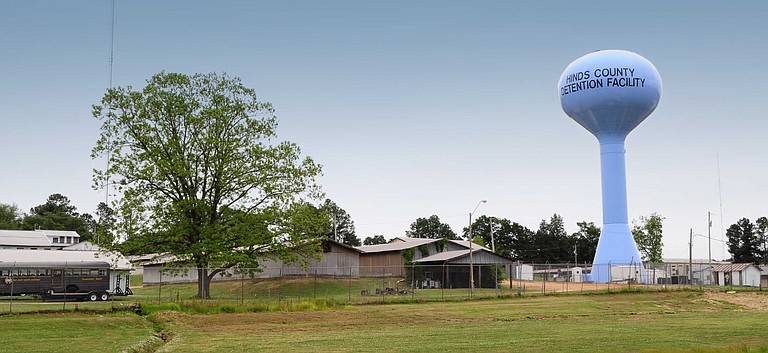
[1,262,759,314]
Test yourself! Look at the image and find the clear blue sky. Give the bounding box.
[1,1,766,259]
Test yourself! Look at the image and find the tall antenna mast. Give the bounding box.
[109,0,115,90]
[102,0,116,246]
[717,153,725,259]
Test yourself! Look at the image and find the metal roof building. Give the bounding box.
[0,249,132,270]
[0,230,81,250]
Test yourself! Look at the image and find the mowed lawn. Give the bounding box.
[0,312,157,353]
[156,291,768,353]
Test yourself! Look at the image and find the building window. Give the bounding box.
[53,238,58,243]
[59,236,65,243]
[66,236,72,244]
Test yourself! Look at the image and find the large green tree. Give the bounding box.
[363,235,386,245]
[406,215,457,239]
[571,221,600,264]
[92,72,324,298]
[93,202,117,246]
[464,215,518,258]
[320,199,360,246]
[533,214,574,263]
[0,203,23,230]
[726,218,760,264]
[21,194,94,240]
[631,213,664,263]
[756,217,768,264]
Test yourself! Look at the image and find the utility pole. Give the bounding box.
[490,217,495,253]
[469,212,474,296]
[574,243,578,265]
[689,228,694,284]
[708,211,712,285]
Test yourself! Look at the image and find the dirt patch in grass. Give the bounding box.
[706,291,768,311]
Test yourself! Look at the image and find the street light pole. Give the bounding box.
[708,211,712,285]
[468,200,486,298]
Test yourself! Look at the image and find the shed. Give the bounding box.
[356,237,491,278]
[412,248,513,289]
[712,263,762,287]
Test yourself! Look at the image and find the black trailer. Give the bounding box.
[0,250,133,301]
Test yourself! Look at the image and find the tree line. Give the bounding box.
[726,217,768,264]
[402,213,665,264]
[0,194,115,244]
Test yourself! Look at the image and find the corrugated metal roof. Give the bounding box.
[0,230,53,247]
[356,237,438,253]
[0,249,132,270]
[663,258,730,265]
[36,230,81,237]
[414,249,474,262]
[448,240,490,251]
[712,263,757,272]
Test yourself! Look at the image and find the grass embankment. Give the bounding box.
[1,291,767,352]
[154,291,768,353]
[0,312,159,353]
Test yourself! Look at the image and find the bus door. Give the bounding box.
[52,269,63,289]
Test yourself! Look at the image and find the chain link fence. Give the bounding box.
[2,262,762,314]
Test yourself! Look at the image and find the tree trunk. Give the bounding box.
[197,268,211,299]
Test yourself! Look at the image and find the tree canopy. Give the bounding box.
[571,221,600,264]
[320,199,360,246]
[406,215,457,239]
[363,235,387,245]
[0,203,22,230]
[21,194,94,240]
[726,218,761,264]
[92,72,324,298]
[631,213,664,263]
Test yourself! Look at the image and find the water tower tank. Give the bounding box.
[559,50,662,283]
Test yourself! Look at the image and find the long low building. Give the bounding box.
[139,240,362,284]
[0,230,83,250]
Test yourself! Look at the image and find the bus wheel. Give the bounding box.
[99,292,110,301]
[88,292,99,302]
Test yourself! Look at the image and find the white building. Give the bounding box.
[713,263,762,287]
[0,230,82,250]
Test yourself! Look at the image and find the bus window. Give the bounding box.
[90,269,100,276]
[98,269,106,276]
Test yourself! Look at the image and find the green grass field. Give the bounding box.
[153,291,768,353]
[0,312,158,353]
[2,290,767,352]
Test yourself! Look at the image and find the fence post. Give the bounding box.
[240,273,244,305]
[411,263,415,300]
[279,267,283,305]
[381,267,384,303]
[495,262,499,297]
[63,262,67,311]
[441,264,445,301]
[9,262,15,314]
[348,266,352,304]
[158,270,163,304]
